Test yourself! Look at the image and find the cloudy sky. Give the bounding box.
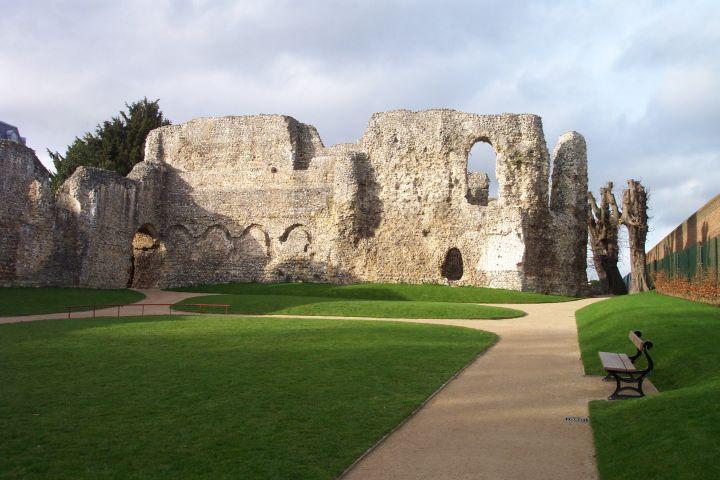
[2,0,719,273]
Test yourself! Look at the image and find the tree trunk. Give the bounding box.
[588,223,609,293]
[588,182,627,295]
[603,256,627,295]
[621,179,650,293]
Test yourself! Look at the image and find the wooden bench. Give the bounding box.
[599,330,654,400]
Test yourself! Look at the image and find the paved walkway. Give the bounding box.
[1,293,615,479]
[340,298,609,480]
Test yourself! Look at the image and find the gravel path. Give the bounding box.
[340,298,609,480]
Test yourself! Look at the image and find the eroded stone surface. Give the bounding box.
[0,109,588,295]
[0,141,54,285]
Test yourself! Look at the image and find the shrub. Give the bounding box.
[653,268,719,305]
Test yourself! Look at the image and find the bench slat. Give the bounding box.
[620,354,636,371]
[599,351,637,372]
[629,331,646,351]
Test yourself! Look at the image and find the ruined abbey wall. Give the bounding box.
[0,141,55,285]
[0,109,589,295]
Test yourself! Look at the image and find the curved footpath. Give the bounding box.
[0,289,214,324]
[340,298,609,480]
[0,291,613,479]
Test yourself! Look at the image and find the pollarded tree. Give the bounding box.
[621,179,650,293]
[49,98,171,190]
[588,182,627,295]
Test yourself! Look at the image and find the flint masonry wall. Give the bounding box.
[349,111,549,290]
[548,131,589,293]
[0,141,55,285]
[138,115,343,286]
[0,110,589,295]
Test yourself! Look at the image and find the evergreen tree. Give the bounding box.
[49,98,171,190]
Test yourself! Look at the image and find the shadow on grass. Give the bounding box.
[173,294,524,319]
[170,281,576,304]
[577,292,720,480]
[0,287,146,316]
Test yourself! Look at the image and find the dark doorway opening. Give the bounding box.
[441,248,464,281]
[127,224,160,288]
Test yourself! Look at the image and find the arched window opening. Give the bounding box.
[467,140,498,205]
[441,248,464,281]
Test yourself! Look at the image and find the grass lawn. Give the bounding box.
[171,281,576,304]
[174,293,525,319]
[0,287,145,316]
[0,315,495,479]
[576,291,720,480]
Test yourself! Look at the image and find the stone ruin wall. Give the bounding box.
[0,141,55,285]
[0,109,589,295]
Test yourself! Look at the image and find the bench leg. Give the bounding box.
[636,375,646,396]
[607,372,646,400]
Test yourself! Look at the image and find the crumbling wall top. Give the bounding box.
[360,109,549,209]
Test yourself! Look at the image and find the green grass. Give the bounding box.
[0,315,495,479]
[0,287,145,316]
[171,281,576,303]
[170,281,572,319]
[576,291,720,480]
[175,293,525,319]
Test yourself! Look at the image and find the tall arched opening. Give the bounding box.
[127,223,163,288]
[466,140,498,205]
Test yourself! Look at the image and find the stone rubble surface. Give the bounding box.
[0,109,588,295]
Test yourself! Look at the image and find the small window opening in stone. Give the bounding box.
[467,141,498,203]
[441,248,464,281]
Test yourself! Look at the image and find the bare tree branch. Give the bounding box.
[587,182,627,295]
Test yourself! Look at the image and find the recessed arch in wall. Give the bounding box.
[441,248,464,281]
[197,225,233,264]
[279,223,312,255]
[128,223,162,288]
[238,224,272,257]
[279,223,312,244]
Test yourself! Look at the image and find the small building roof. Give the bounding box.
[0,121,26,145]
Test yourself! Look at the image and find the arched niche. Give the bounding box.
[279,223,312,255]
[237,224,271,257]
[441,248,464,281]
[128,223,164,288]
